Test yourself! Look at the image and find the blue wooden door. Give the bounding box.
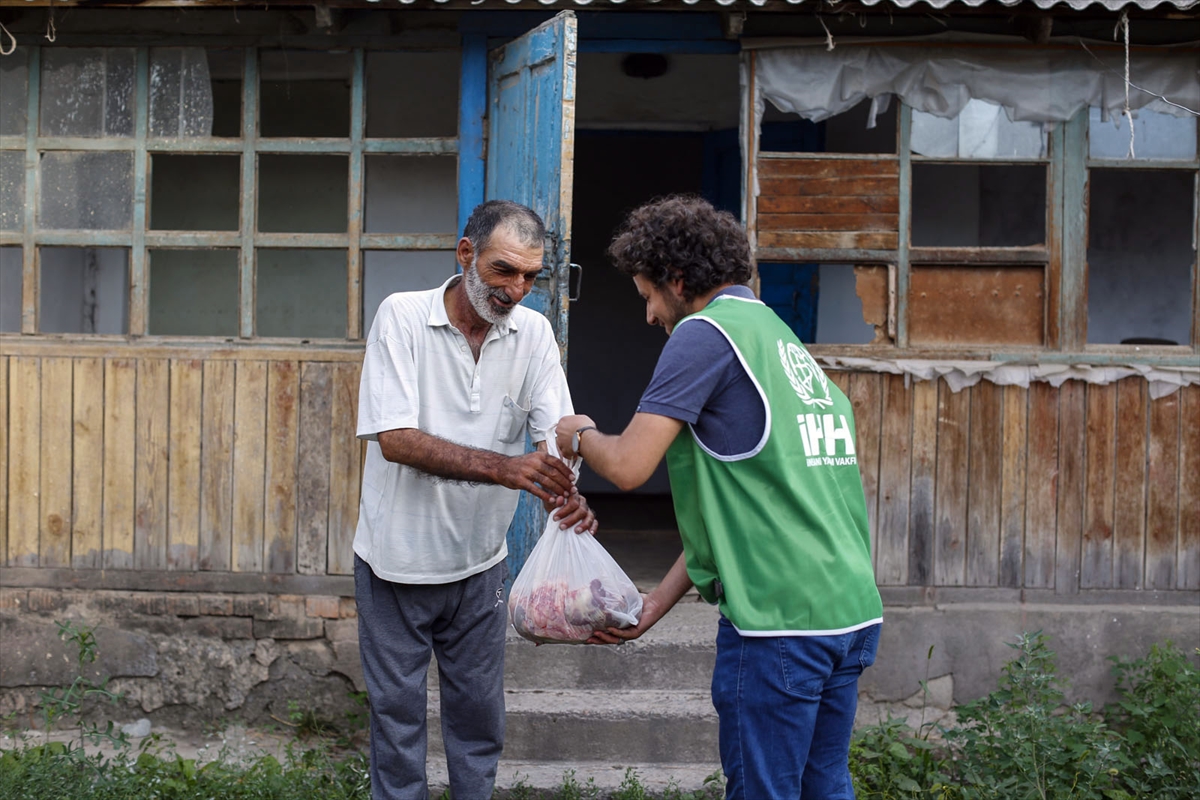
[485,11,578,580]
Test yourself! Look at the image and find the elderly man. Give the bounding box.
[556,196,882,800]
[354,200,595,799]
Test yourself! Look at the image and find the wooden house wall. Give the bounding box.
[2,348,1196,596]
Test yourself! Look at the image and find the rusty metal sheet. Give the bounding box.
[908,265,1045,346]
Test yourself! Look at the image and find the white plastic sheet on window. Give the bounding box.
[0,49,28,136]
[1088,106,1198,160]
[39,151,133,230]
[0,151,24,231]
[754,44,1199,130]
[912,99,1047,159]
[40,48,135,137]
[149,48,215,137]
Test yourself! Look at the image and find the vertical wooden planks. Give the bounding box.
[103,359,136,569]
[1024,382,1059,588]
[849,372,882,567]
[875,374,911,585]
[999,385,1028,587]
[934,380,970,586]
[7,357,39,566]
[1055,381,1086,595]
[264,360,300,574]
[1145,390,1180,590]
[168,360,203,571]
[327,362,361,575]
[135,359,169,571]
[72,358,105,569]
[1177,385,1199,590]
[297,362,333,575]
[966,380,1001,586]
[232,361,267,573]
[1113,378,1147,589]
[828,371,850,395]
[0,357,7,568]
[908,379,937,586]
[200,360,235,571]
[1082,383,1117,588]
[39,358,73,567]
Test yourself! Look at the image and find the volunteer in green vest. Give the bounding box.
[556,195,883,800]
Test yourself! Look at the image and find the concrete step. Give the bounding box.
[426,757,724,796]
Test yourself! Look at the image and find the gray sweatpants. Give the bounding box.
[354,555,509,800]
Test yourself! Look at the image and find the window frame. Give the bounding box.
[0,45,461,341]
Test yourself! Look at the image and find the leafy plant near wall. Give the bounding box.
[37,621,129,754]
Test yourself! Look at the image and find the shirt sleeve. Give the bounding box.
[526,319,574,443]
[637,318,738,424]
[356,316,421,441]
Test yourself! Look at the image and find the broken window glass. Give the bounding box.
[149,249,238,336]
[0,151,23,231]
[366,52,459,138]
[364,156,456,234]
[911,164,1046,247]
[0,247,20,332]
[256,249,347,338]
[39,247,129,334]
[40,151,134,230]
[149,48,215,137]
[1088,107,1197,161]
[760,98,897,154]
[1087,168,1195,346]
[150,154,240,231]
[912,99,1046,159]
[363,250,455,334]
[40,49,135,138]
[206,48,243,137]
[814,264,885,345]
[258,154,347,233]
[260,51,350,138]
[0,48,28,135]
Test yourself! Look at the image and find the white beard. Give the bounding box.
[464,257,514,325]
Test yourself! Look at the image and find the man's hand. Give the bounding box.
[495,450,576,508]
[555,414,597,460]
[586,591,663,645]
[552,490,598,535]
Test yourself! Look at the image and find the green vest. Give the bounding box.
[665,296,883,635]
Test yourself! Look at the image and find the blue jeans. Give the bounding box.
[712,618,881,800]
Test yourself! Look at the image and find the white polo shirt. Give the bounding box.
[352,275,573,584]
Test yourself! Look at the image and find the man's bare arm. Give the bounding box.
[378,428,575,506]
[555,412,684,492]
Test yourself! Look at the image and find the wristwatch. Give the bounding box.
[571,425,597,457]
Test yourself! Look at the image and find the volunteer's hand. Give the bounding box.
[552,490,598,534]
[587,591,663,645]
[497,451,575,507]
[555,414,597,460]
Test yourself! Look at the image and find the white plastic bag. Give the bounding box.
[508,433,643,645]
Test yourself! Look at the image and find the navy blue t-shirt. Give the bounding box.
[636,286,768,457]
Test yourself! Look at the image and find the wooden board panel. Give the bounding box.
[167,360,203,571]
[1145,391,1180,590]
[135,359,170,571]
[757,230,899,251]
[934,380,970,586]
[0,358,7,569]
[1113,378,1147,589]
[967,380,1001,587]
[1081,383,1117,589]
[907,379,937,586]
[999,385,1028,587]
[232,361,267,573]
[757,158,900,179]
[327,362,361,576]
[39,358,73,568]
[264,360,300,574]
[200,360,235,572]
[102,359,136,569]
[1055,381,1086,596]
[1178,385,1200,590]
[758,195,900,215]
[828,371,850,394]
[909,266,1045,347]
[297,362,333,576]
[757,213,899,233]
[7,358,40,567]
[848,372,882,567]
[759,176,899,198]
[1024,382,1059,589]
[875,374,911,585]
[71,358,104,569]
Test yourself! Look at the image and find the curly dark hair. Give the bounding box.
[607,195,752,301]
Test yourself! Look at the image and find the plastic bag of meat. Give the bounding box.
[508,433,643,645]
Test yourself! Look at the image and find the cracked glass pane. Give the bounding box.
[40,49,135,137]
[0,49,28,136]
[0,151,24,231]
[149,48,215,137]
[40,151,133,230]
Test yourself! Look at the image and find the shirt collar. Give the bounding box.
[428,274,520,335]
[707,284,758,305]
